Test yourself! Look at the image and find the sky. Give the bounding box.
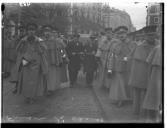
[109,2,148,30]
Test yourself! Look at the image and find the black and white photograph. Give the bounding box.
[1,1,163,123]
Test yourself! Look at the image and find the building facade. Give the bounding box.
[146,3,163,26]
[69,3,136,34]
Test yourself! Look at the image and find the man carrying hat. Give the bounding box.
[14,22,48,104]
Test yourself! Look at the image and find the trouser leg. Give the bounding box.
[68,65,78,85]
[139,89,146,118]
[86,70,94,85]
[133,87,141,115]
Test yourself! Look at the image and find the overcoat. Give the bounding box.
[45,38,68,91]
[95,38,113,88]
[16,36,48,98]
[128,42,154,89]
[107,40,130,101]
[142,45,162,110]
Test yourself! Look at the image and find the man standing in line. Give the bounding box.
[15,23,48,104]
[10,25,27,94]
[95,28,113,89]
[107,26,130,107]
[128,29,156,115]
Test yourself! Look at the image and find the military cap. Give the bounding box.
[26,23,38,30]
[114,26,128,34]
[19,25,25,29]
[73,33,80,38]
[104,27,113,32]
[42,25,52,31]
[90,35,96,39]
[52,27,58,33]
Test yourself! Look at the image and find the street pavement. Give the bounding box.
[2,76,143,123]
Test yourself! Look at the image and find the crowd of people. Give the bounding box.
[3,22,162,122]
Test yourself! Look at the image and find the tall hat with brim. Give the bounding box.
[114,26,128,34]
[26,23,38,30]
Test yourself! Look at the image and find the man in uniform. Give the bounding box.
[66,33,84,87]
[107,26,130,107]
[10,25,27,93]
[83,35,98,87]
[128,28,156,115]
[15,23,48,103]
[95,28,113,89]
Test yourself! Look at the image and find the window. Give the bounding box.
[154,17,159,24]
[149,6,157,13]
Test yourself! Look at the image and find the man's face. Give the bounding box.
[106,31,113,40]
[44,30,52,39]
[27,29,35,36]
[119,33,127,41]
[20,29,26,37]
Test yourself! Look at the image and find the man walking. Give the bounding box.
[66,33,84,87]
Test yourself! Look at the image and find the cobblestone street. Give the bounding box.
[2,77,142,123]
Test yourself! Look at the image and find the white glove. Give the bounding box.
[108,69,112,74]
[123,57,128,61]
[22,59,28,66]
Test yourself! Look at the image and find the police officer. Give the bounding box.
[83,35,98,87]
[66,33,84,87]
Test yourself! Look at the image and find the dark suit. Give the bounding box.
[83,40,98,85]
[66,40,84,85]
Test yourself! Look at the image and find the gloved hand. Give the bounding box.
[22,59,28,66]
[123,57,128,61]
[107,69,113,78]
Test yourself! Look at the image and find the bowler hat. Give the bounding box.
[26,23,38,30]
